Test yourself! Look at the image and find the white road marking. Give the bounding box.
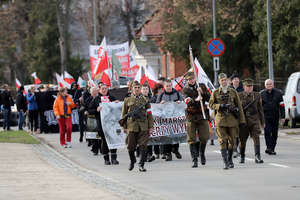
[212,151,290,168]
[269,163,290,168]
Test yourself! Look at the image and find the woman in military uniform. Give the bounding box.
[182,72,210,168]
[121,81,154,172]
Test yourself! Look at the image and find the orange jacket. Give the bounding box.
[53,95,76,116]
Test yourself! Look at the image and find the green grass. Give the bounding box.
[285,132,300,135]
[0,130,40,144]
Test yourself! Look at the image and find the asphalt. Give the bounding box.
[1,127,300,200]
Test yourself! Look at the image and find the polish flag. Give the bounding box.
[77,76,84,89]
[93,37,109,78]
[134,65,158,89]
[194,58,215,93]
[64,71,75,85]
[87,72,96,87]
[101,68,118,87]
[16,78,21,90]
[31,72,41,85]
[55,73,69,88]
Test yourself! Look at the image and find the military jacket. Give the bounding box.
[239,91,265,125]
[121,94,154,132]
[209,87,245,127]
[182,84,210,121]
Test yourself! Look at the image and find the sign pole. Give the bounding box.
[267,0,274,81]
[212,0,218,86]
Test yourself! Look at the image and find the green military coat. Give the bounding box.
[121,94,154,132]
[238,91,265,125]
[209,87,246,127]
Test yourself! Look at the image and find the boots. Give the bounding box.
[189,144,198,168]
[240,146,245,164]
[227,149,234,168]
[104,155,111,165]
[199,143,206,165]
[255,145,264,164]
[79,132,83,143]
[139,150,147,172]
[221,149,229,170]
[128,151,136,171]
[111,153,119,165]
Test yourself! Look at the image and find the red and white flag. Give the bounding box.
[92,37,109,78]
[64,71,75,85]
[194,58,215,92]
[77,76,84,89]
[55,73,69,88]
[134,65,158,89]
[31,72,41,85]
[100,68,118,87]
[87,72,96,87]
[16,78,21,90]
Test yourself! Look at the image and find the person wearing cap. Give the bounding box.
[238,78,264,164]
[182,71,211,168]
[230,73,244,93]
[209,73,245,169]
[121,80,154,172]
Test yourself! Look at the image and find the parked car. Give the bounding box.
[283,72,300,128]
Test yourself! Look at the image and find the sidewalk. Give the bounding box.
[0,143,120,200]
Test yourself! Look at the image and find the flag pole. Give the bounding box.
[189,45,206,119]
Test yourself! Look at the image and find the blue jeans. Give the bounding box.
[18,111,25,130]
[3,108,11,130]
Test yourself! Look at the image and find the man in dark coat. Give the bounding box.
[1,84,13,131]
[260,79,285,155]
[16,86,27,130]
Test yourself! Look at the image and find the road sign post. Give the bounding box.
[207,38,225,86]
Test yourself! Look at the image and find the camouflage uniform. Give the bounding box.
[238,78,264,164]
[209,73,245,169]
[121,81,154,171]
[182,72,210,168]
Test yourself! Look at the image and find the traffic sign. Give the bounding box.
[206,38,225,57]
[213,57,219,71]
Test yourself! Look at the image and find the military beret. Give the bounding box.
[132,80,141,87]
[218,73,227,80]
[184,71,195,79]
[242,78,254,86]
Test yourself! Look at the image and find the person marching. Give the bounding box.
[238,78,264,164]
[182,72,211,168]
[53,87,77,148]
[121,81,154,172]
[88,84,119,165]
[209,73,245,169]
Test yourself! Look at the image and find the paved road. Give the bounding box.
[35,129,300,200]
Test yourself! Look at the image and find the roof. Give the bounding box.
[135,9,163,38]
[134,39,160,55]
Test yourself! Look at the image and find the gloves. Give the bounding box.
[219,104,229,111]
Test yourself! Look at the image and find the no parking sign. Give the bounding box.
[206,38,225,57]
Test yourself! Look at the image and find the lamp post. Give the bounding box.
[267,0,274,81]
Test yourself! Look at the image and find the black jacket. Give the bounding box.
[16,91,27,112]
[260,88,285,120]
[1,90,13,110]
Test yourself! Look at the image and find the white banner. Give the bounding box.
[99,102,187,149]
[90,42,130,77]
[44,109,79,126]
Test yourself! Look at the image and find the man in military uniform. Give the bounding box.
[238,78,264,164]
[209,73,246,169]
[182,72,210,168]
[121,81,154,172]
